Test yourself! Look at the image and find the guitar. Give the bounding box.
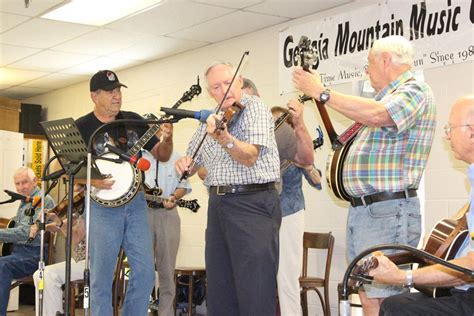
[297,36,363,201]
[144,193,200,213]
[353,202,470,297]
[0,218,15,256]
[91,81,202,207]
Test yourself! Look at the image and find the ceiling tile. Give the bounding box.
[21,72,89,89]
[0,86,52,100]
[10,50,97,72]
[0,44,41,67]
[0,18,96,49]
[0,12,30,32]
[52,28,145,55]
[107,0,234,36]
[109,36,209,62]
[191,0,264,9]
[60,56,145,75]
[245,0,353,19]
[169,10,288,43]
[0,67,49,85]
[0,0,66,17]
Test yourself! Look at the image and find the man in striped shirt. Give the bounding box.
[176,62,281,316]
[293,35,436,315]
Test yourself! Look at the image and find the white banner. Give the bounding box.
[279,0,474,94]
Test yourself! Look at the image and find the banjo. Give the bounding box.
[91,82,202,207]
[297,36,363,201]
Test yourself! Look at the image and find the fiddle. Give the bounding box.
[48,191,85,217]
[214,102,244,134]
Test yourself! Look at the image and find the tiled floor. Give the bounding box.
[8,305,205,316]
[8,305,84,316]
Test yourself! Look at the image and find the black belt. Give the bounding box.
[209,182,276,195]
[350,189,417,207]
[148,201,164,209]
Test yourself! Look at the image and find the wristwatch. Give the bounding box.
[405,270,414,288]
[225,138,235,149]
[319,88,331,104]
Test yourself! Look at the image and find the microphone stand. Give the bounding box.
[36,156,62,316]
[339,244,474,316]
[0,198,16,205]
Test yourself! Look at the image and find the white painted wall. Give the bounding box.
[25,1,474,314]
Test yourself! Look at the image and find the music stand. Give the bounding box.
[40,118,103,316]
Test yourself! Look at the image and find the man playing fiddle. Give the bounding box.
[175,62,281,316]
[0,167,55,316]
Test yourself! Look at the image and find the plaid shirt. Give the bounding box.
[187,94,280,186]
[343,71,436,197]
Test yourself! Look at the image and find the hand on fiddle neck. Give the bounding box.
[206,114,233,146]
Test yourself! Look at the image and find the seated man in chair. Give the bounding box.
[30,210,85,316]
[369,95,474,315]
[0,167,55,316]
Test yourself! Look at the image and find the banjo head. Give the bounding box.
[91,152,142,208]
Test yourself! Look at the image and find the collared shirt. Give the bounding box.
[0,187,55,246]
[343,71,436,197]
[279,164,321,217]
[186,94,280,186]
[143,151,192,198]
[455,164,474,290]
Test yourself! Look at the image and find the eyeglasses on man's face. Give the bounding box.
[443,124,472,137]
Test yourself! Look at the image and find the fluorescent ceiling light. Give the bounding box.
[42,0,163,26]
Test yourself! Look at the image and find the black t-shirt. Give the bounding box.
[75,111,159,155]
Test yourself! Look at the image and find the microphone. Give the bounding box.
[4,190,33,203]
[25,196,42,225]
[105,144,151,171]
[42,169,66,181]
[160,107,212,123]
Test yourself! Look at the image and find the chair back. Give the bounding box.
[45,230,56,265]
[301,232,334,281]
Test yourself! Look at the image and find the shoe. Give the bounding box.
[149,298,160,311]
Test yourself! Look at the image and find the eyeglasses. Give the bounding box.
[443,124,472,136]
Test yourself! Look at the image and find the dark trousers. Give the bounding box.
[206,188,281,316]
[380,289,474,315]
[0,244,44,316]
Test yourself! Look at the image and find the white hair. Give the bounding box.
[14,167,36,181]
[371,35,414,66]
[204,62,236,88]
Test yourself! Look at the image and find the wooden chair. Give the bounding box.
[68,248,127,316]
[9,231,56,290]
[299,232,334,316]
[174,267,206,316]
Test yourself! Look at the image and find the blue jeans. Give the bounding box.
[89,191,154,316]
[0,244,44,316]
[346,197,421,298]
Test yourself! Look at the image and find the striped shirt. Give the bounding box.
[186,94,280,186]
[343,71,436,197]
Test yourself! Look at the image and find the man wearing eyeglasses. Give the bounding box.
[369,95,474,315]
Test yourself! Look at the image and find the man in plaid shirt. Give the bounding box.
[293,35,436,315]
[176,62,280,316]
